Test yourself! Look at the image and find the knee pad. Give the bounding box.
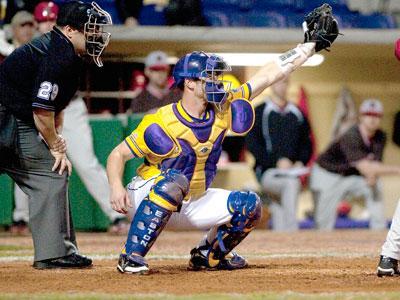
[149,169,189,211]
[206,191,262,267]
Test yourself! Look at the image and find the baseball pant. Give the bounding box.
[381,199,400,260]
[127,176,232,243]
[310,164,385,230]
[261,169,300,231]
[13,97,121,223]
[1,118,77,261]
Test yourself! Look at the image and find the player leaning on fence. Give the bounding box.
[106,4,339,274]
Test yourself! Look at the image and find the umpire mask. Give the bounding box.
[84,2,112,67]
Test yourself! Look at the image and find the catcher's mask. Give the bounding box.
[172,51,232,111]
[57,1,112,67]
[84,2,112,67]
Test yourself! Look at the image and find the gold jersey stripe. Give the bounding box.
[125,136,145,157]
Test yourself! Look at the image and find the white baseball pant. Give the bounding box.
[381,199,400,260]
[127,176,233,242]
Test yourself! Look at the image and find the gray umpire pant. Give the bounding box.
[261,169,300,231]
[0,118,78,262]
[310,164,385,230]
[13,97,121,223]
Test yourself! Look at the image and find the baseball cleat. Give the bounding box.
[377,255,399,277]
[218,252,248,270]
[117,254,149,274]
[188,246,248,271]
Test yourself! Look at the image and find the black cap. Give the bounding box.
[56,0,92,30]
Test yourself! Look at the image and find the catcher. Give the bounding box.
[106,4,339,274]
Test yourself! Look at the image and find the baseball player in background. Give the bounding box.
[12,1,127,235]
[106,4,339,274]
[376,38,400,277]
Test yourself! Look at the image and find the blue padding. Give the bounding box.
[298,217,392,230]
[53,0,122,24]
[299,0,349,11]
[285,12,305,28]
[253,0,297,10]
[99,2,123,25]
[246,11,287,28]
[202,0,252,11]
[125,199,172,256]
[227,12,247,27]
[203,10,231,26]
[355,14,396,29]
[331,13,359,29]
[138,5,166,25]
[335,217,369,229]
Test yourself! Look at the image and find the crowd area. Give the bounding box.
[0,0,397,28]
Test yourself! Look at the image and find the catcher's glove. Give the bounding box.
[303,3,340,52]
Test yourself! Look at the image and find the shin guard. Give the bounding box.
[207,191,262,267]
[124,169,189,257]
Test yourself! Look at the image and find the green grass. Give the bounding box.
[0,245,33,258]
[1,292,400,300]
[0,245,31,251]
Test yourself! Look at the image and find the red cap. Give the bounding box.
[359,99,383,117]
[34,1,59,23]
[145,51,169,71]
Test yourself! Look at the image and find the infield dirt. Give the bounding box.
[1,230,399,296]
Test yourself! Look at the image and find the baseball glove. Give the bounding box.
[303,3,339,52]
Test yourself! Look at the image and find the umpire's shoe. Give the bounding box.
[33,253,92,269]
[188,246,248,271]
[377,255,399,277]
[117,254,149,274]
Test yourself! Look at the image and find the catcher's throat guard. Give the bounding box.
[84,1,112,67]
[202,55,232,110]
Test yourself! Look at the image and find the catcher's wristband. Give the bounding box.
[275,44,315,76]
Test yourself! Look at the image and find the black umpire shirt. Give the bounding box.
[0,27,82,122]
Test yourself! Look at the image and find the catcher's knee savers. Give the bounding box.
[207,191,262,267]
[125,169,189,256]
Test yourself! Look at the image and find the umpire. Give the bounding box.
[0,1,112,269]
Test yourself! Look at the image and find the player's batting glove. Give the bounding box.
[303,3,340,52]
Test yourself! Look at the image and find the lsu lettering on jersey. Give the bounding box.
[125,83,254,198]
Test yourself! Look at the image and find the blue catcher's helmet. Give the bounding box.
[172,51,232,107]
